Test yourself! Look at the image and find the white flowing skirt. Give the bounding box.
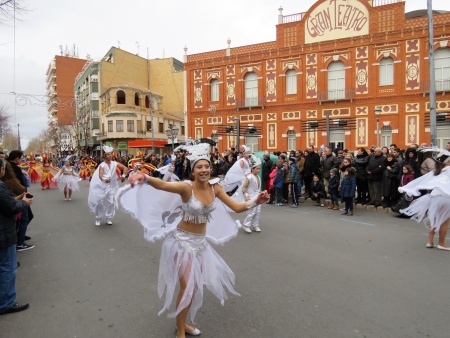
[57,175,80,192]
[401,194,450,231]
[157,229,240,323]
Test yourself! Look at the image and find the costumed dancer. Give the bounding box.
[88,146,128,226]
[78,157,90,180]
[27,153,40,183]
[398,148,450,250]
[240,156,263,233]
[86,157,97,181]
[220,145,252,193]
[52,157,80,201]
[118,143,269,338]
[39,155,58,190]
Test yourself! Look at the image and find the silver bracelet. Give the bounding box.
[245,196,258,210]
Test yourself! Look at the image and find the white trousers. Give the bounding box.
[243,204,261,228]
[96,185,116,220]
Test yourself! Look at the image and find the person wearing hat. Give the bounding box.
[88,146,129,226]
[288,156,300,207]
[399,148,450,250]
[241,156,263,233]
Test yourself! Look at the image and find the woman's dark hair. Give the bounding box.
[403,164,413,174]
[2,161,26,195]
[346,167,356,178]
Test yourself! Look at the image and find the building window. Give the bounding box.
[154,97,159,110]
[211,133,219,144]
[108,121,113,132]
[127,120,134,132]
[181,125,185,135]
[211,79,219,101]
[381,125,392,148]
[117,90,126,104]
[379,58,394,86]
[134,92,140,106]
[145,95,150,109]
[327,61,345,100]
[287,130,296,151]
[137,120,142,133]
[286,69,297,95]
[244,72,258,107]
[244,126,259,152]
[159,122,164,133]
[116,120,124,132]
[435,48,450,91]
[146,121,152,131]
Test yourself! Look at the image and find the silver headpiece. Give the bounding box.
[186,143,211,169]
[102,145,114,154]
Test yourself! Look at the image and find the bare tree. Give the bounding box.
[0,105,12,150]
[1,131,18,152]
[0,0,28,24]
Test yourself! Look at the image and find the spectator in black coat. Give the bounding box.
[262,152,273,192]
[365,147,386,207]
[310,174,326,207]
[303,146,321,198]
[353,147,369,204]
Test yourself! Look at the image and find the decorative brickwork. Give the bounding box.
[406,115,419,145]
[282,111,301,120]
[356,118,368,147]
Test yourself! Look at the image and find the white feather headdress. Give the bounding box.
[103,145,114,154]
[186,143,211,169]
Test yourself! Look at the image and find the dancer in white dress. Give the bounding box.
[88,146,128,226]
[220,145,252,193]
[119,143,269,338]
[53,159,80,201]
[399,148,450,250]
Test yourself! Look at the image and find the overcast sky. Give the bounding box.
[0,0,446,149]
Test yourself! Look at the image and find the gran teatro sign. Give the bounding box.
[305,0,369,44]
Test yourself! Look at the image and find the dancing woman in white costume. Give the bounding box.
[53,159,80,201]
[399,149,450,250]
[220,145,252,193]
[121,143,269,338]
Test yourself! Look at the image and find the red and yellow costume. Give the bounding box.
[27,154,41,183]
[40,157,59,190]
[78,157,90,180]
[86,158,97,181]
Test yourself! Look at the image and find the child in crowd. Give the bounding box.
[399,164,415,188]
[288,157,300,207]
[273,162,285,206]
[241,158,262,233]
[267,162,277,204]
[327,168,340,210]
[340,167,357,216]
[310,174,326,207]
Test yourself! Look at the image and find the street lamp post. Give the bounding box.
[232,117,240,151]
[165,124,179,154]
[375,107,382,147]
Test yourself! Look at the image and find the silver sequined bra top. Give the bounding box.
[63,168,73,175]
[181,181,216,224]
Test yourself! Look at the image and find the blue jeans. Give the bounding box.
[0,245,17,312]
[275,188,283,204]
[297,179,303,198]
[330,194,339,206]
[17,207,29,246]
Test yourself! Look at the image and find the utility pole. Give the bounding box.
[428,0,437,146]
[17,123,21,151]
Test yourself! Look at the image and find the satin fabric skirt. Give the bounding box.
[57,175,80,192]
[157,229,240,323]
[401,194,450,231]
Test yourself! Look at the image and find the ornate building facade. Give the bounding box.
[184,0,450,151]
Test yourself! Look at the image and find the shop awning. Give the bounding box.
[128,140,168,148]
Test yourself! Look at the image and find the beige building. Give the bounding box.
[75,47,185,156]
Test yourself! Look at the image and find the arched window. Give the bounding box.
[244,72,258,107]
[244,126,259,152]
[379,58,394,86]
[117,90,126,104]
[381,125,392,148]
[145,95,150,109]
[210,79,219,102]
[286,69,297,95]
[134,92,140,106]
[327,62,345,100]
[287,130,296,151]
[435,48,450,91]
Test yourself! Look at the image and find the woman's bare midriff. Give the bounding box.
[177,219,207,234]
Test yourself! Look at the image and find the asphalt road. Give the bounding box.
[1,180,448,338]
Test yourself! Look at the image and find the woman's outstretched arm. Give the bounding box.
[214,184,269,213]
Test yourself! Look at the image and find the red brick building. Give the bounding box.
[184,0,450,152]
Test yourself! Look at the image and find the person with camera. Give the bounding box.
[0,157,33,315]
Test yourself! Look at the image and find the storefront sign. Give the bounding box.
[305,0,369,44]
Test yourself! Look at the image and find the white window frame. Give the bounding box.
[244,72,258,107]
[287,130,297,150]
[327,62,345,100]
[210,79,219,102]
[381,126,392,148]
[286,69,297,95]
[379,57,394,86]
[435,48,450,92]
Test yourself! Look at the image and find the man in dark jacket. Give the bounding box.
[7,150,34,251]
[365,147,386,207]
[353,147,369,204]
[262,152,273,192]
[0,157,32,315]
[321,147,336,194]
[303,146,321,198]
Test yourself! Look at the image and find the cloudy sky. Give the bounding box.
[0,0,446,148]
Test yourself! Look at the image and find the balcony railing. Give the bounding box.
[318,88,355,103]
[282,12,304,24]
[235,97,266,110]
[372,0,404,7]
[421,80,450,95]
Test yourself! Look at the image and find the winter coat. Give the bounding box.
[399,173,415,188]
[328,175,340,196]
[353,155,369,180]
[296,157,305,179]
[321,154,336,180]
[262,158,273,181]
[340,176,356,199]
[0,181,27,248]
[304,152,321,177]
[289,163,299,183]
[273,168,285,189]
[310,180,326,198]
[403,148,419,178]
[381,160,399,197]
[365,154,386,181]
